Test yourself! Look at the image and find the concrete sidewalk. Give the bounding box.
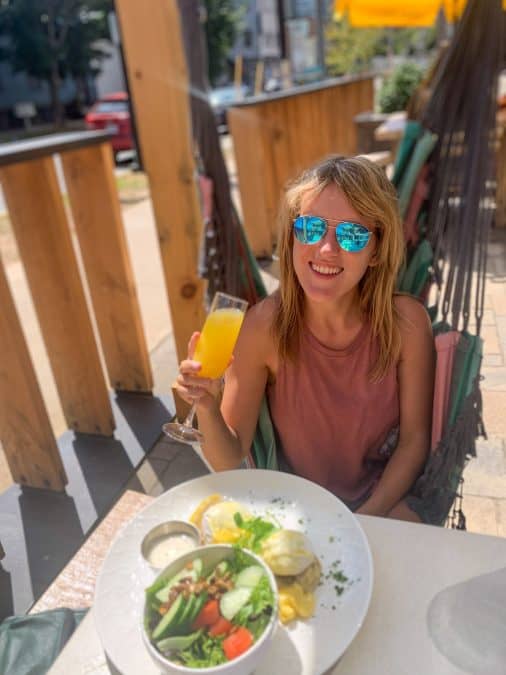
[462,227,506,536]
[0,145,505,535]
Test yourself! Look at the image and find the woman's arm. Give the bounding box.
[357,295,435,518]
[176,299,273,471]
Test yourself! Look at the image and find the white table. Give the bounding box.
[49,515,506,675]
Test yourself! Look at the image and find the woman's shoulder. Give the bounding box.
[241,293,279,372]
[393,293,434,353]
[244,292,279,331]
[394,293,432,328]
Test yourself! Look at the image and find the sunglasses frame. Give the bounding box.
[292,215,374,253]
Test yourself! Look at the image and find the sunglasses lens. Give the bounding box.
[336,221,371,252]
[293,216,326,244]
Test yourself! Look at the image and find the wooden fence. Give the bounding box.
[228,74,374,256]
[0,0,214,493]
[0,131,152,490]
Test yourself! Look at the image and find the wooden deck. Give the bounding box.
[0,392,209,619]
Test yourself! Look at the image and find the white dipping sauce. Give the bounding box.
[146,533,197,568]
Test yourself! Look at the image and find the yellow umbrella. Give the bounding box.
[334,0,503,27]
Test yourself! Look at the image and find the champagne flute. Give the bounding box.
[163,291,248,444]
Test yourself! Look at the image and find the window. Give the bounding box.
[94,100,128,113]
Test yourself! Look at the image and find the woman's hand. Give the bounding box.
[175,332,224,411]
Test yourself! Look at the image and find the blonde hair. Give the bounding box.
[273,154,405,381]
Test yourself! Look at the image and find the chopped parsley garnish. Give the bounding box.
[323,560,349,598]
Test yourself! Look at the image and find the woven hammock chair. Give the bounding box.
[249,0,504,529]
[398,0,503,527]
[178,0,267,308]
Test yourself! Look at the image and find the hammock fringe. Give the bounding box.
[406,374,485,526]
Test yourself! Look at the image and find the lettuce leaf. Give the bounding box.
[178,633,227,668]
[234,575,274,626]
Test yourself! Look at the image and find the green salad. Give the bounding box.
[144,548,275,668]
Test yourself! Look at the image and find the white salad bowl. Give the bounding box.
[142,544,278,675]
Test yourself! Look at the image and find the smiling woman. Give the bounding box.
[175,155,435,524]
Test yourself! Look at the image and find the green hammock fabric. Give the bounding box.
[397,131,438,218]
[397,239,434,296]
[250,396,278,471]
[406,374,482,526]
[0,608,87,675]
[392,120,423,187]
[447,332,483,428]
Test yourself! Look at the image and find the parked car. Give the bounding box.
[209,85,249,132]
[85,92,133,153]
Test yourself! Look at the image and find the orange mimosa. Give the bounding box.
[193,307,245,378]
[163,291,248,445]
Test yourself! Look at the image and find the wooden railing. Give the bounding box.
[0,131,152,490]
[228,74,374,256]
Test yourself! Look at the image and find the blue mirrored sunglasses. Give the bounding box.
[293,215,373,253]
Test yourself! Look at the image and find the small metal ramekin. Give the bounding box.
[140,520,201,570]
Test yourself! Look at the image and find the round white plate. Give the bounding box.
[94,470,373,675]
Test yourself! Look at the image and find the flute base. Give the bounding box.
[162,422,204,445]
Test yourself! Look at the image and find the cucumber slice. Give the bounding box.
[220,587,253,621]
[235,565,265,589]
[174,594,196,634]
[156,629,203,655]
[192,557,203,580]
[152,595,185,641]
[187,591,208,629]
[146,574,172,598]
[205,560,230,581]
[207,560,229,580]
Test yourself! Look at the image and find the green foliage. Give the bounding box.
[203,0,242,86]
[0,0,111,121]
[65,2,111,80]
[325,17,436,78]
[378,61,424,113]
[325,19,384,76]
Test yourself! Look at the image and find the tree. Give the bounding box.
[378,62,424,113]
[202,0,241,86]
[325,18,384,77]
[65,1,111,112]
[0,0,111,126]
[325,17,436,78]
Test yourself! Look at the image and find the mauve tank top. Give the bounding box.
[267,322,400,502]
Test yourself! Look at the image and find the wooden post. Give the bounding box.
[0,158,115,435]
[280,59,292,89]
[0,256,66,490]
[234,54,243,89]
[61,143,153,392]
[228,108,273,256]
[115,0,205,363]
[254,61,265,95]
[496,112,506,228]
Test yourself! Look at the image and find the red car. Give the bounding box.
[85,91,133,152]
